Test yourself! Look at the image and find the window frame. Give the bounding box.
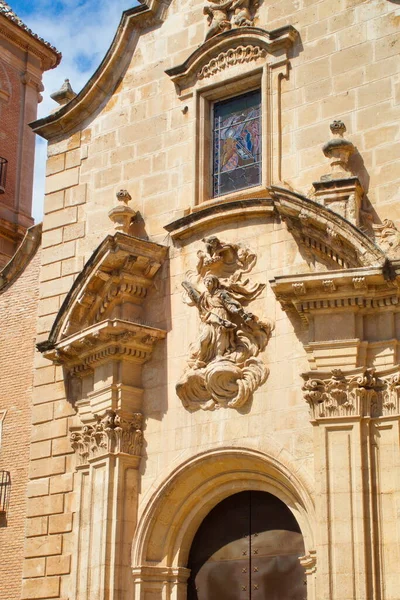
[194,69,269,206]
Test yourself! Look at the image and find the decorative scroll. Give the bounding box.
[70,410,143,466]
[198,45,266,79]
[177,237,273,411]
[302,368,400,419]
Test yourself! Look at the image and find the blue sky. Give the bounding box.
[8,0,135,220]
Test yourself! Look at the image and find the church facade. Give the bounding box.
[1,0,400,599]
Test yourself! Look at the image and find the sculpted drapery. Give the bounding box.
[176,237,273,410]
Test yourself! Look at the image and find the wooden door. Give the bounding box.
[187,490,306,600]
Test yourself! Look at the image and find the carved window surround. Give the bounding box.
[165,26,298,207]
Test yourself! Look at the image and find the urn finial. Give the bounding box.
[108,190,136,233]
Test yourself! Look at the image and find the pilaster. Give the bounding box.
[302,367,400,600]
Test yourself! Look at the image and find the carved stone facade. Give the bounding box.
[1,2,400,600]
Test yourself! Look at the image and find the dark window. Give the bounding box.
[213,90,261,198]
[0,157,7,194]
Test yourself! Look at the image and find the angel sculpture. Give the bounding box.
[203,0,233,40]
[231,0,253,26]
[203,0,257,40]
[176,273,273,411]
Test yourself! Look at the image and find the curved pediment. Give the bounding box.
[270,186,387,270]
[165,26,298,90]
[30,1,164,140]
[38,232,168,353]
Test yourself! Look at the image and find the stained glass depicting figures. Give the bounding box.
[213,90,261,197]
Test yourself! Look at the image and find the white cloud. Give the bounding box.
[25,0,134,222]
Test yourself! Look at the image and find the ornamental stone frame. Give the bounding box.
[131,446,316,600]
[165,26,298,206]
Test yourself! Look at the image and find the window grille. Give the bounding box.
[0,471,11,513]
[0,157,7,193]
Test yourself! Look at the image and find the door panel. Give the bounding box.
[187,490,305,600]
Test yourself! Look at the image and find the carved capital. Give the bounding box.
[302,366,400,420]
[70,410,143,466]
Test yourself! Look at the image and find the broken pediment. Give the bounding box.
[270,186,387,271]
[38,232,168,371]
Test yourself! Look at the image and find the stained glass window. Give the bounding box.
[213,90,261,198]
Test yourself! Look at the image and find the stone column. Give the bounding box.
[304,370,374,600]
[71,411,141,600]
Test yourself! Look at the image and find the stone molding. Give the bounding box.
[165,197,274,240]
[197,44,267,78]
[302,366,400,420]
[270,186,386,270]
[167,188,388,272]
[271,266,400,325]
[42,319,166,377]
[70,409,143,466]
[30,1,165,139]
[165,26,298,92]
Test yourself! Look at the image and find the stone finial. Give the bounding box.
[322,119,355,178]
[50,79,76,106]
[313,120,363,226]
[108,189,136,233]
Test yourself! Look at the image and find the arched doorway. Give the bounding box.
[187,490,306,600]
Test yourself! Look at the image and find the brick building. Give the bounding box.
[0,3,60,599]
[2,1,400,599]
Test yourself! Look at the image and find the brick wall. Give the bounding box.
[0,247,41,600]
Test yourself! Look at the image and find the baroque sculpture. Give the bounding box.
[176,236,273,411]
[204,0,257,40]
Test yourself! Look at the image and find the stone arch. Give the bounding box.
[133,446,315,572]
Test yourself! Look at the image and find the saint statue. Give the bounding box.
[177,239,273,411]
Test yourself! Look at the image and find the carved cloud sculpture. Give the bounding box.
[176,236,273,411]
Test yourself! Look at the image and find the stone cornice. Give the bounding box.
[29,2,164,140]
[302,365,400,420]
[0,222,41,293]
[270,266,400,323]
[42,318,166,376]
[165,197,274,240]
[165,26,298,91]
